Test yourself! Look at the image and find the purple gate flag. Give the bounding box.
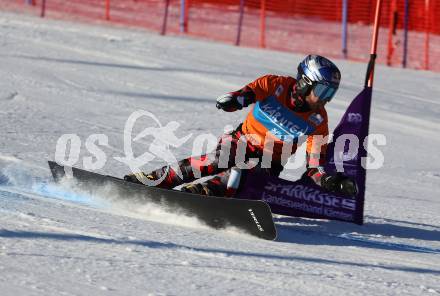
[237,87,372,225]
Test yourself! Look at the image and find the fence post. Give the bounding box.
[424,0,430,70]
[402,0,409,68]
[105,0,110,21]
[342,0,348,58]
[236,0,245,46]
[41,0,46,18]
[180,0,188,33]
[184,0,189,32]
[386,0,397,66]
[260,0,266,48]
[162,0,171,35]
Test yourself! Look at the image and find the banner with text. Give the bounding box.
[237,87,372,225]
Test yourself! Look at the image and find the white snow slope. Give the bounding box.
[0,11,439,296]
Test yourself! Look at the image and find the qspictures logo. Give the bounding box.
[55,110,192,186]
[54,109,387,184]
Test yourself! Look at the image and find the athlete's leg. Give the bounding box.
[123,128,242,188]
[181,170,231,197]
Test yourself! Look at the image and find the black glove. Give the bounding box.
[321,173,358,197]
[300,170,316,185]
[216,93,242,112]
[216,86,256,111]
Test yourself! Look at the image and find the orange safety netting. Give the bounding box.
[1,0,439,72]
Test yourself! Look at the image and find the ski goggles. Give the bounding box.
[300,74,338,102]
[312,83,338,102]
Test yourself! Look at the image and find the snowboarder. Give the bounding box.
[124,55,357,197]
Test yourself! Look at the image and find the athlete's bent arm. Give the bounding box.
[216,86,256,112]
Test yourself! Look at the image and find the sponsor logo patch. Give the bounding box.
[275,85,284,97]
[253,96,315,142]
[308,113,324,126]
[347,113,362,124]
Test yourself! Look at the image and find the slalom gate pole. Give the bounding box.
[358,0,383,225]
[365,0,383,88]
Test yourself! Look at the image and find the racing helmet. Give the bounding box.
[296,55,341,102]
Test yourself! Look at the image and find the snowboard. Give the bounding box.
[48,161,277,240]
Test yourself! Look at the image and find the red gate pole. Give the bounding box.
[424,0,430,70]
[260,0,266,48]
[365,0,382,88]
[105,0,110,21]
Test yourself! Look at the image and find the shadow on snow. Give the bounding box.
[274,216,440,254]
[1,229,439,275]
